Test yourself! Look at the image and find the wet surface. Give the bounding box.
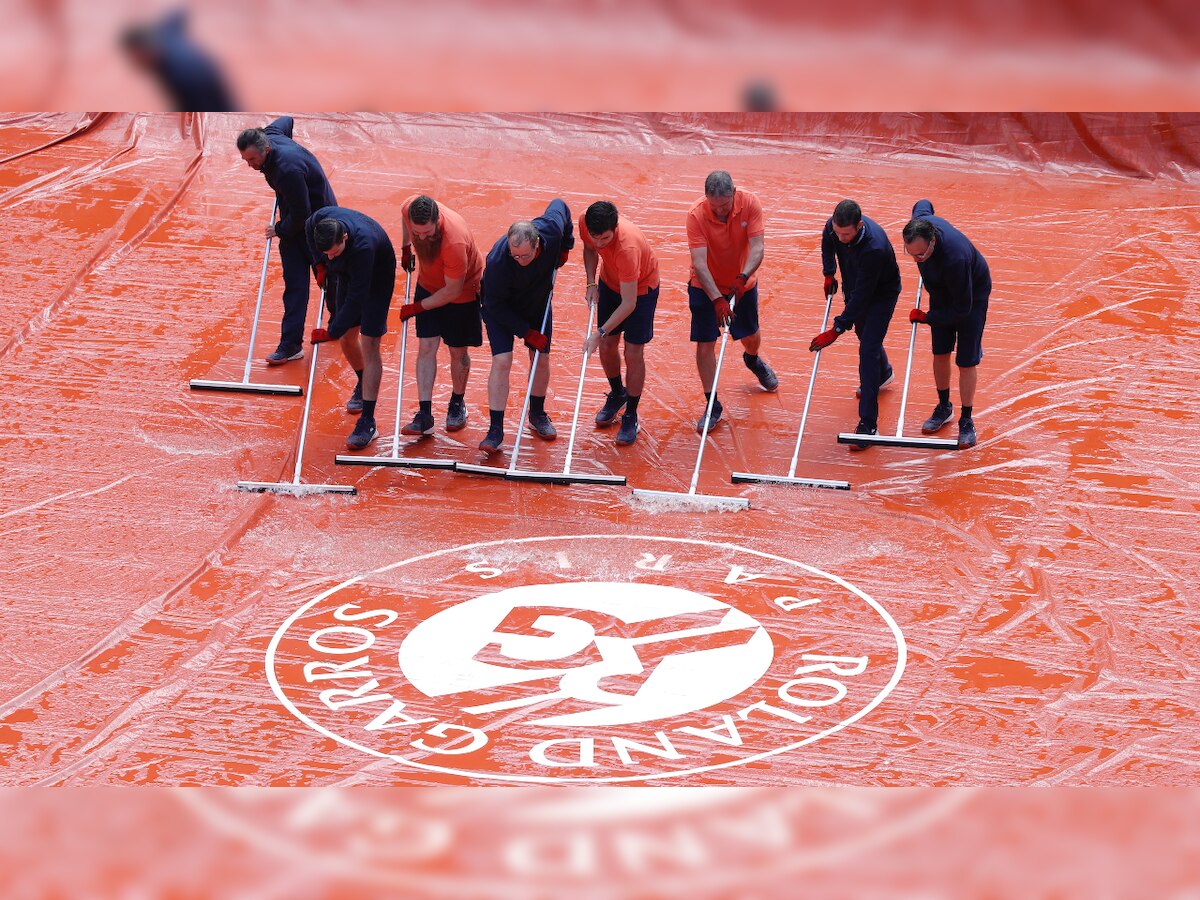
[1,113,1198,786]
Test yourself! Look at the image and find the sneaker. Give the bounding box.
[856,365,895,399]
[346,417,377,449]
[400,411,435,436]
[695,399,724,435]
[445,400,468,432]
[346,382,363,413]
[528,410,557,440]
[266,343,303,366]
[957,417,978,449]
[921,401,955,434]
[479,428,504,454]
[848,419,877,452]
[595,390,629,427]
[744,353,779,392]
[615,412,639,445]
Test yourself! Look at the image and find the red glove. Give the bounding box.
[733,272,749,297]
[823,275,839,297]
[557,248,570,268]
[809,327,840,352]
[524,328,549,352]
[313,262,328,290]
[713,296,733,328]
[399,301,424,322]
[909,308,928,324]
[401,245,415,273]
[310,327,331,344]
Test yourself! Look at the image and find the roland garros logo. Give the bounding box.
[266,535,906,784]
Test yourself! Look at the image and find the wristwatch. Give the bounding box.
[598,326,607,337]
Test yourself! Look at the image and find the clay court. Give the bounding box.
[1,113,1198,794]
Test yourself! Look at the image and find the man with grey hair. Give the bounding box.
[236,116,338,371]
[478,199,574,454]
[685,170,776,434]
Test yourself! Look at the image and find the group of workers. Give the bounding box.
[235,116,992,456]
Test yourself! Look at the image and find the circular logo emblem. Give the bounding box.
[267,535,906,783]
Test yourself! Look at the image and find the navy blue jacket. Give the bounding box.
[909,200,991,326]
[481,199,574,336]
[262,117,337,246]
[147,11,237,111]
[821,214,902,332]
[306,207,394,340]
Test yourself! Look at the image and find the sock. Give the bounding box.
[705,391,719,407]
[961,406,973,421]
[937,388,951,406]
[354,369,364,387]
[362,399,377,420]
[450,392,465,409]
[489,409,505,432]
[626,395,641,415]
[743,352,759,368]
[608,376,626,395]
[530,395,546,415]
[419,400,432,417]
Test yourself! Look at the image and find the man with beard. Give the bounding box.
[580,201,660,447]
[809,199,902,450]
[478,199,574,453]
[305,207,398,450]
[396,195,485,437]
[236,117,340,381]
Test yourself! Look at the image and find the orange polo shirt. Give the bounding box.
[401,196,483,304]
[579,214,660,295]
[686,189,764,295]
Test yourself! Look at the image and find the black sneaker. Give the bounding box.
[921,401,955,434]
[346,417,377,449]
[400,411,435,436]
[856,365,895,399]
[346,382,363,413]
[266,343,303,366]
[957,417,978,449]
[848,419,877,451]
[595,390,628,427]
[695,399,724,434]
[744,353,779,392]
[528,410,557,440]
[615,412,639,445]
[479,428,504,454]
[445,400,468,432]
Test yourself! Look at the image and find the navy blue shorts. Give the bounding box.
[483,305,554,355]
[688,283,760,343]
[598,281,658,345]
[325,244,397,338]
[930,289,989,367]
[413,284,483,347]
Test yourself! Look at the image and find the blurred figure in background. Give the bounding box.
[478,200,575,454]
[236,116,340,379]
[396,194,485,438]
[686,170,776,435]
[902,199,992,449]
[119,9,236,111]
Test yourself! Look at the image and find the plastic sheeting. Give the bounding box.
[1,112,1199,788]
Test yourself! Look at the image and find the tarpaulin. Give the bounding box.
[1,112,1198,792]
